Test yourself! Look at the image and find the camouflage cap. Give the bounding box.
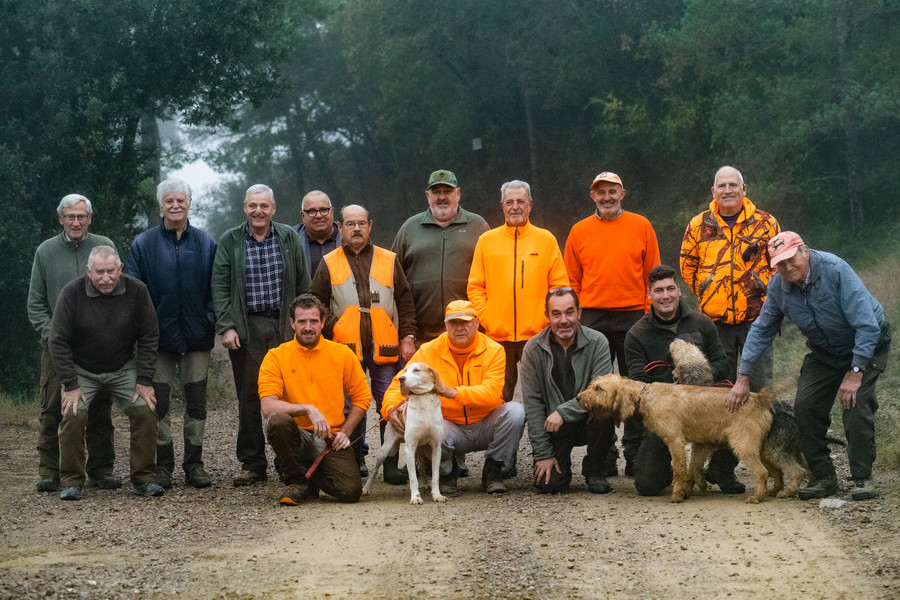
[427,170,459,189]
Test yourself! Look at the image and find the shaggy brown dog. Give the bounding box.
[668,339,811,497]
[669,339,713,386]
[579,374,774,503]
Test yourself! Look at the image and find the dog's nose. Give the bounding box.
[399,376,406,385]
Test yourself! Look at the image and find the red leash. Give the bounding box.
[304,399,408,479]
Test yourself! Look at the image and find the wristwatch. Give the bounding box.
[851,365,863,374]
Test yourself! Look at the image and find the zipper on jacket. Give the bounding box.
[512,229,519,341]
[463,372,470,424]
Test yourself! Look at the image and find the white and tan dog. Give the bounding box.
[362,362,448,504]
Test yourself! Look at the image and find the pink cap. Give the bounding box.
[768,231,805,267]
[591,172,624,189]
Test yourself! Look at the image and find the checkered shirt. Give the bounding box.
[244,225,284,313]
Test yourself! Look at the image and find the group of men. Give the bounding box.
[29,165,890,505]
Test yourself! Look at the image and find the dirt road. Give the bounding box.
[2,401,899,599]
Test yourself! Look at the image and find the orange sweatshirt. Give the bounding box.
[564,211,660,311]
[467,222,569,342]
[258,336,371,433]
[381,332,505,425]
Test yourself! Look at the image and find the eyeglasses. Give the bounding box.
[303,207,332,216]
[63,214,89,222]
[342,221,369,229]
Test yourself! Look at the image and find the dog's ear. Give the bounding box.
[427,365,452,397]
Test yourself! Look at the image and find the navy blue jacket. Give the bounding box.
[125,220,217,354]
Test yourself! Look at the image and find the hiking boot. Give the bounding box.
[482,458,507,494]
[185,466,212,489]
[358,463,369,478]
[37,476,59,493]
[501,452,518,479]
[849,478,875,501]
[233,469,267,487]
[457,454,470,478]
[383,455,408,485]
[279,483,307,506]
[439,457,460,497]
[586,476,612,494]
[705,471,746,494]
[59,486,82,501]
[89,474,123,490]
[132,482,165,497]
[798,472,839,500]
[155,468,173,490]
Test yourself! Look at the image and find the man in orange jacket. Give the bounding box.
[467,180,569,403]
[382,301,526,495]
[259,294,372,506]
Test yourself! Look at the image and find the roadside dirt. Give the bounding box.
[2,394,899,599]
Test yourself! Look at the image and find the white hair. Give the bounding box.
[57,194,93,216]
[500,180,532,202]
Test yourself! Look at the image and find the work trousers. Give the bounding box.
[228,314,284,475]
[38,347,116,481]
[499,341,527,403]
[58,361,157,488]
[534,415,615,494]
[439,402,525,476]
[796,334,890,480]
[715,321,774,391]
[265,413,361,503]
[153,350,210,474]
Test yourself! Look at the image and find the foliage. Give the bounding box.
[0,0,315,392]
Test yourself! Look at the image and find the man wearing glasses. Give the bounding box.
[293,190,341,277]
[311,204,417,485]
[27,194,119,493]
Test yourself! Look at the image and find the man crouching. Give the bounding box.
[259,294,371,505]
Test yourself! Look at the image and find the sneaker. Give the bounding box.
[705,471,746,494]
[89,474,123,490]
[279,483,307,506]
[37,476,59,493]
[798,473,839,500]
[133,482,165,497]
[849,478,875,501]
[185,466,212,489]
[233,469,267,487]
[586,476,612,494]
[59,486,82,501]
[155,468,173,490]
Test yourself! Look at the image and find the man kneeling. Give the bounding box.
[259,294,372,505]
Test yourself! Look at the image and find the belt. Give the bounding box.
[249,309,280,319]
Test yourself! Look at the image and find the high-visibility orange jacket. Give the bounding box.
[680,197,780,325]
[381,331,505,425]
[258,336,371,434]
[564,211,659,312]
[467,222,569,342]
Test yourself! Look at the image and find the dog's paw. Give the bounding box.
[746,495,761,504]
[410,495,424,505]
[669,494,685,503]
[361,486,371,496]
[433,494,446,503]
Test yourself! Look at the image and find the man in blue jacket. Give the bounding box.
[727,232,892,501]
[126,179,218,489]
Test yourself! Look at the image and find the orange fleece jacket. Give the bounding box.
[258,336,371,433]
[467,221,569,342]
[381,331,505,425]
[564,211,660,311]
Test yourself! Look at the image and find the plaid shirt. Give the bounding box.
[245,224,284,312]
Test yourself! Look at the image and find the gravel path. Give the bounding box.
[2,388,899,599]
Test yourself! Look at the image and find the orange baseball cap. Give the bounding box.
[591,172,624,189]
[444,300,477,322]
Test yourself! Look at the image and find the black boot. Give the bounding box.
[482,458,507,494]
[439,456,460,496]
[383,454,408,485]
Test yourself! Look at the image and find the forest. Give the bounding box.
[2,0,898,391]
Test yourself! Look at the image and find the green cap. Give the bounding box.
[427,170,459,188]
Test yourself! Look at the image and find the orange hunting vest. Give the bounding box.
[324,246,400,364]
